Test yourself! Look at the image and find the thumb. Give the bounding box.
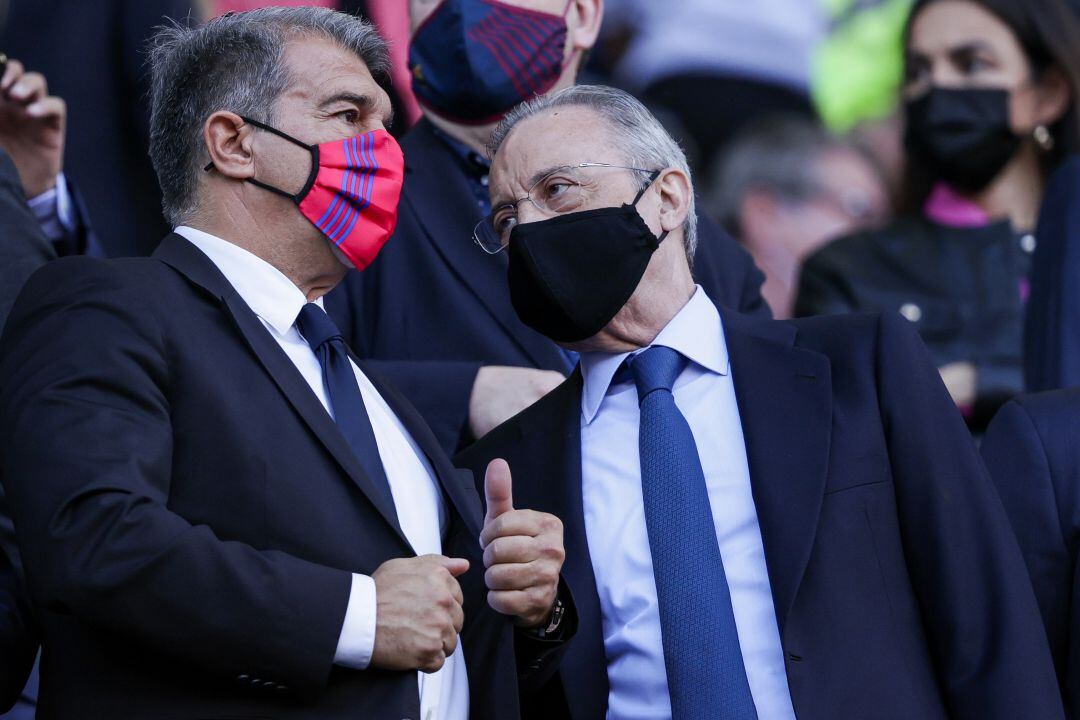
[484,458,514,524]
[434,555,471,577]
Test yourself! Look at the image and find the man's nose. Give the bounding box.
[517,200,549,225]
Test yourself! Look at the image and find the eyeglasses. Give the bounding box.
[473,163,660,254]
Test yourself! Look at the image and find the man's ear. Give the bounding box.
[204,111,257,180]
[568,0,603,55]
[1034,64,1072,129]
[656,167,692,235]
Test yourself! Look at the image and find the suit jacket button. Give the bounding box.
[237,673,249,683]
[899,303,922,323]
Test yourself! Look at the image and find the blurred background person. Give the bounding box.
[797,0,1080,431]
[0,0,198,257]
[325,0,771,455]
[981,389,1080,715]
[0,53,105,720]
[709,116,890,318]
[812,0,915,196]
[596,0,826,197]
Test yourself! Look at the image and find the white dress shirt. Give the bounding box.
[579,287,796,720]
[176,226,468,720]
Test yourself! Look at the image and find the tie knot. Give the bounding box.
[630,346,687,403]
[295,303,342,350]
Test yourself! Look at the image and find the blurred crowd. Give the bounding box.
[1,0,1080,718]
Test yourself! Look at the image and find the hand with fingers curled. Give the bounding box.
[0,56,66,198]
[370,554,470,673]
[480,458,565,628]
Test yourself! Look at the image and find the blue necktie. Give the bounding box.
[631,345,758,720]
[295,303,395,510]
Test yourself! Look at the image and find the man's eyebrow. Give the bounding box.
[318,91,375,110]
[490,165,569,208]
[319,91,395,129]
[527,164,566,188]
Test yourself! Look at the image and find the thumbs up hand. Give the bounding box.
[479,458,565,628]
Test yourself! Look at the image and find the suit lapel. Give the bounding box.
[721,309,832,637]
[513,371,609,718]
[357,357,484,540]
[155,234,413,552]
[402,121,567,371]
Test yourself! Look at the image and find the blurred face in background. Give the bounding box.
[739,146,888,318]
[903,0,1065,135]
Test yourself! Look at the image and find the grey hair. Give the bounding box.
[708,116,850,237]
[147,7,389,226]
[489,85,699,263]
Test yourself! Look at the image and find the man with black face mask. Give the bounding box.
[456,84,1065,720]
[323,0,770,456]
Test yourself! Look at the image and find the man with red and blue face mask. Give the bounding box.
[324,0,772,455]
[0,8,570,719]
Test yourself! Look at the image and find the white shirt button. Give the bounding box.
[1020,234,1037,253]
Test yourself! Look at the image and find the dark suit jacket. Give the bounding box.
[1025,156,1080,393]
[0,0,193,257]
[0,546,34,713]
[325,118,769,453]
[456,309,1063,720]
[982,390,1080,716]
[0,234,557,719]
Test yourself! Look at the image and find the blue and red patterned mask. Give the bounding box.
[408,0,572,125]
[209,116,405,271]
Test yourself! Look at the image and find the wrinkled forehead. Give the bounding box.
[490,106,623,197]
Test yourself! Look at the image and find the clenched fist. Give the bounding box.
[370,554,469,673]
[480,458,565,628]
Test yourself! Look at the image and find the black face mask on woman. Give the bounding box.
[507,177,668,344]
[904,87,1022,194]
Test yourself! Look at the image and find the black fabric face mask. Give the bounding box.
[904,87,1022,194]
[507,181,668,344]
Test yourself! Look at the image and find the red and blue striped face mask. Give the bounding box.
[209,116,405,271]
[408,0,572,125]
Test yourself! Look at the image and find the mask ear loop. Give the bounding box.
[202,115,320,204]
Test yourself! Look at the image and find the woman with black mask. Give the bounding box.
[795,0,1080,431]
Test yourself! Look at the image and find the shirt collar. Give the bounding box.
[174,225,316,335]
[579,286,730,424]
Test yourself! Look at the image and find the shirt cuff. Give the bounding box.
[26,172,75,241]
[333,572,377,669]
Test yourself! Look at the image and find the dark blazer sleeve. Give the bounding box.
[0,259,352,696]
[1025,156,1080,393]
[981,394,1080,713]
[0,150,56,331]
[56,175,106,259]
[0,544,36,713]
[874,312,1064,718]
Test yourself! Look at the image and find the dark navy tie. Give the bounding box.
[295,303,395,509]
[631,345,758,720]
